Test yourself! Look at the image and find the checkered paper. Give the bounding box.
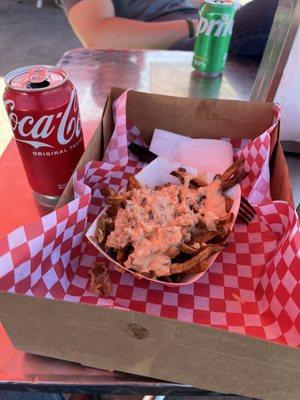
[0,91,299,347]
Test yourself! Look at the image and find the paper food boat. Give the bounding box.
[87,157,241,287]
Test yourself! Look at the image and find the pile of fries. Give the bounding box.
[95,159,247,283]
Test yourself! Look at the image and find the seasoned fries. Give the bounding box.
[95,159,248,283]
[170,243,224,275]
[88,262,112,297]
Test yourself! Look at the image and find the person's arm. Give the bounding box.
[67,0,197,49]
[189,0,204,7]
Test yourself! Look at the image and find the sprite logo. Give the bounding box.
[197,14,234,37]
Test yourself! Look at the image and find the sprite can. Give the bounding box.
[193,0,236,77]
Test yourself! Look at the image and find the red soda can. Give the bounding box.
[3,65,85,207]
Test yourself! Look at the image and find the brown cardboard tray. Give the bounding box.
[0,89,298,400]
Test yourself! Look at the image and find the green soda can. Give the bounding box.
[193,0,236,77]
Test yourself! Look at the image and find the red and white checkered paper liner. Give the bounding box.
[1,91,299,347]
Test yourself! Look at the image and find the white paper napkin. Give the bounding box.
[149,129,234,174]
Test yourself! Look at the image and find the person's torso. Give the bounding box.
[112,0,196,21]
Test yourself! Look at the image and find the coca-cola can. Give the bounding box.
[3,65,85,207]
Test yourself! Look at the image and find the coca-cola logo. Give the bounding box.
[4,89,81,149]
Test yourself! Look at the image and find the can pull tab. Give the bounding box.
[27,67,50,89]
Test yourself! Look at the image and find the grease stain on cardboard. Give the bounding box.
[127,323,149,340]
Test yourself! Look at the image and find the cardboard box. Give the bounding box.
[57,88,293,207]
[0,89,298,400]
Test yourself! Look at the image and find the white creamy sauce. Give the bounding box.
[106,179,227,276]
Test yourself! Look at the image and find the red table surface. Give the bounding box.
[0,140,36,237]
[0,123,96,239]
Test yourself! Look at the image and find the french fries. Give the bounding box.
[88,262,112,297]
[95,158,248,283]
[127,175,141,190]
[170,168,205,189]
[179,243,200,255]
[225,196,234,213]
[170,244,224,275]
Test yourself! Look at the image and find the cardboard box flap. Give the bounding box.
[1,292,300,400]
[105,89,292,204]
[109,88,276,144]
[57,96,110,208]
[59,88,289,207]
[270,138,294,204]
